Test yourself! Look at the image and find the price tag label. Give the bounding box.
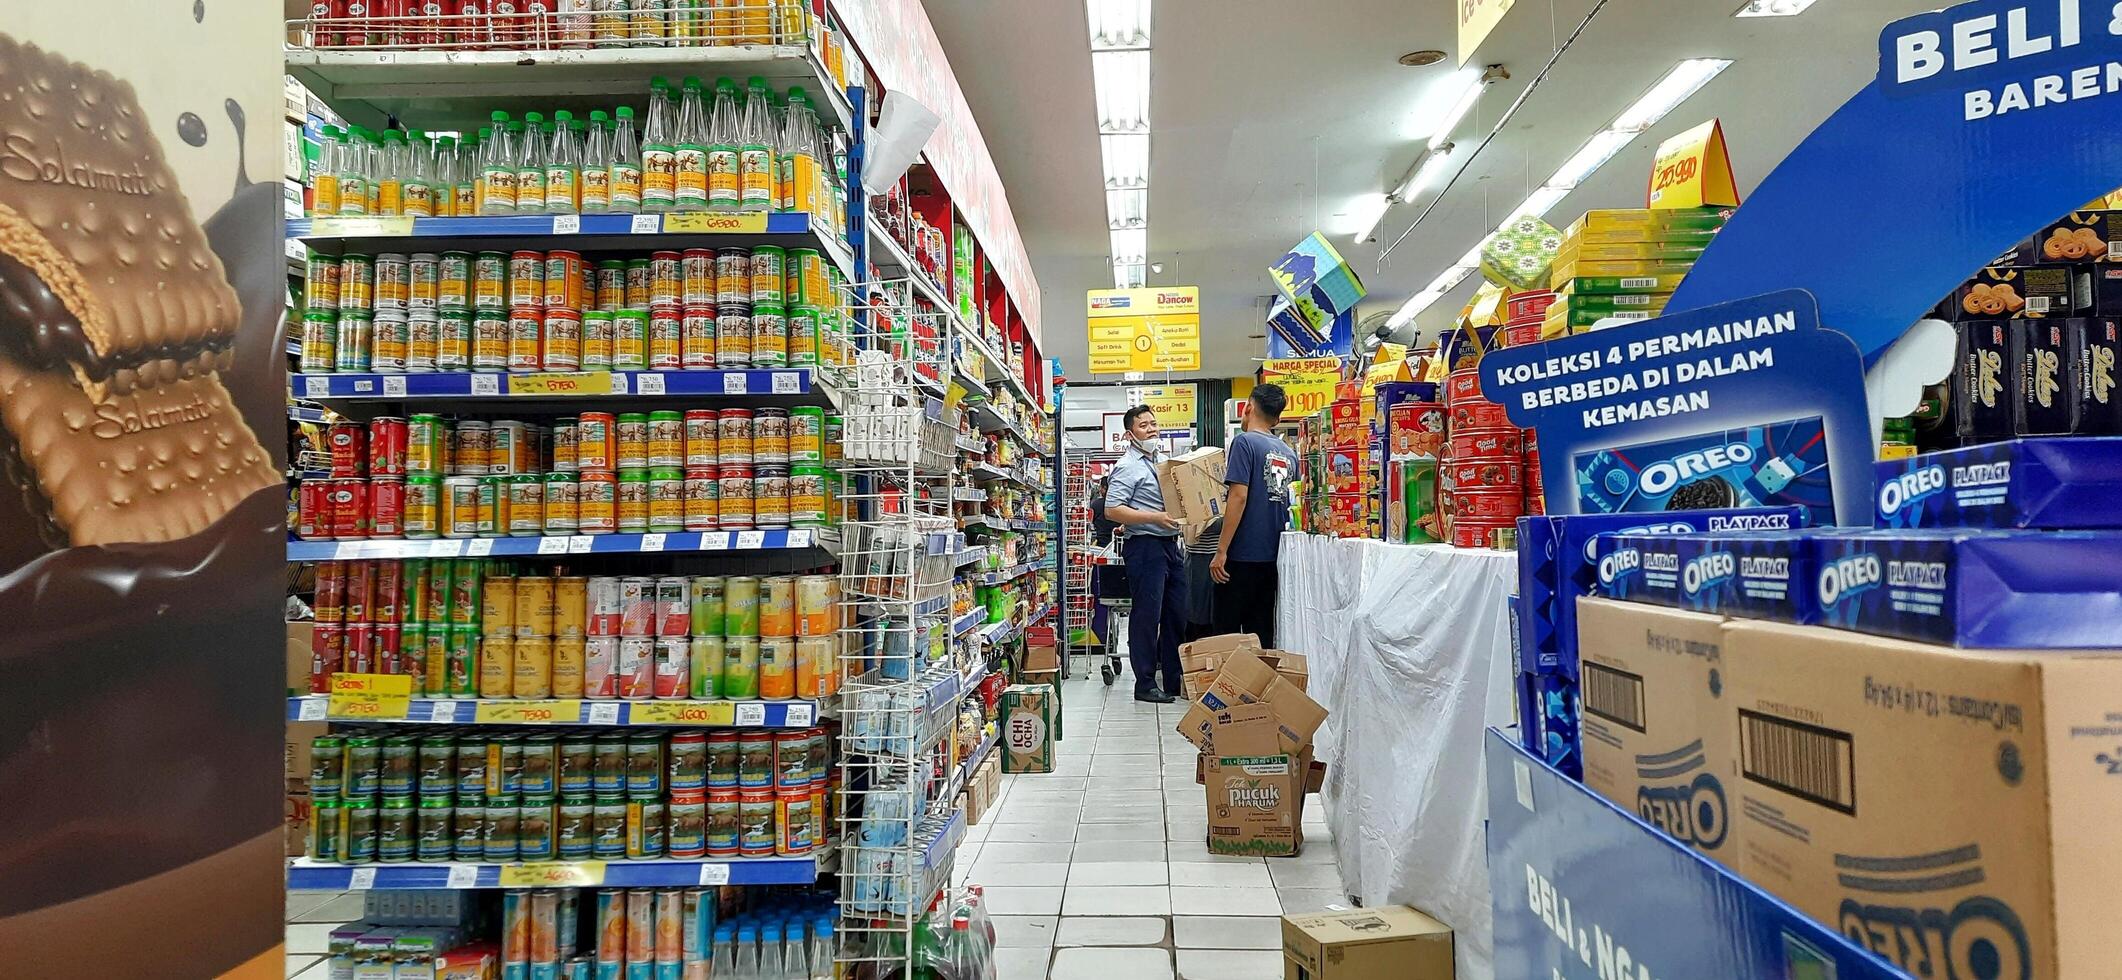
[568,535,595,554]
[328,673,414,720]
[788,530,812,549]
[736,530,766,550]
[470,374,502,395]
[304,376,330,397]
[771,372,800,394]
[723,372,749,395]
[511,372,612,396]
[636,373,666,395]
[734,702,767,726]
[297,697,328,721]
[1646,118,1739,210]
[428,700,460,723]
[631,700,735,725]
[630,214,662,234]
[703,533,730,551]
[787,703,815,726]
[429,539,465,558]
[662,211,769,233]
[537,536,569,555]
[640,533,667,552]
[586,702,622,725]
[312,216,416,238]
[444,864,480,889]
[608,373,631,394]
[348,867,378,890]
[467,539,494,557]
[698,863,732,886]
[474,700,584,725]
[553,214,581,235]
[383,375,408,397]
[498,861,605,887]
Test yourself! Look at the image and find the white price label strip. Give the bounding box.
[723,372,748,394]
[771,372,800,394]
[703,534,730,551]
[430,539,465,557]
[383,376,408,397]
[537,536,569,555]
[349,867,378,890]
[305,376,329,397]
[467,539,494,557]
[587,702,622,725]
[630,214,661,234]
[445,864,479,888]
[429,701,460,723]
[636,373,666,395]
[609,373,630,394]
[736,530,766,550]
[787,703,815,726]
[698,863,731,886]
[298,698,327,721]
[553,214,581,234]
[735,703,766,726]
[640,533,667,552]
[470,374,501,395]
[569,536,595,554]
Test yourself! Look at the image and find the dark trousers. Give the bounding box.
[1213,560,1279,649]
[1122,534,1187,696]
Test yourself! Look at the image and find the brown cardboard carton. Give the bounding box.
[1205,748,1312,857]
[1022,638,1060,673]
[1281,905,1455,980]
[1157,446,1228,543]
[1259,677,1327,753]
[1210,702,1282,756]
[1724,620,2122,980]
[1573,598,1740,868]
[287,621,314,696]
[286,719,327,785]
[1265,650,1310,692]
[1181,632,1262,672]
[1000,684,1058,773]
[1179,648,1327,754]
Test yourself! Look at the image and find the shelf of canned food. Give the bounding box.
[286,856,820,891]
[288,695,824,728]
[293,369,838,406]
[288,528,831,561]
[289,212,854,279]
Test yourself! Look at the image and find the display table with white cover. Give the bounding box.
[1277,533,1516,980]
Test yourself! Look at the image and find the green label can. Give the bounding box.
[340,804,378,863]
[447,626,481,697]
[309,736,344,799]
[557,799,595,859]
[482,806,520,862]
[309,801,341,863]
[452,804,486,861]
[517,797,556,861]
[343,736,381,799]
[416,798,455,861]
[787,305,819,367]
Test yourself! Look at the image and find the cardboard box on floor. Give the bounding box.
[1178,647,1327,755]
[1000,684,1057,773]
[1723,619,2122,980]
[1206,748,1313,857]
[1573,598,1741,868]
[1157,446,1227,544]
[1181,631,1311,699]
[1282,905,1455,979]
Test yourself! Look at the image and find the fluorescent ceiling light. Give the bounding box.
[1100,134,1150,189]
[1386,289,1443,328]
[1418,70,1486,151]
[1732,0,1819,16]
[1612,59,1732,132]
[1455,244,1484,268]
[1426,265,1475,294]
[1547,129,1635,189]
[1113,261,1146,288]
[1398,146,1454,199]
[1342,192,1393,243]
[1106,188,1148,230]
[1506,185,1572,224]
[1110,228,1147,264]
[1093,50,1151,133]
[1087,0,1152,49]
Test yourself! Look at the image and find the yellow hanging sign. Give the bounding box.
[1648,119,1740,210]
[1125,384,1198,429]
[1261,357,1344,419]
[1086,287,1201,374]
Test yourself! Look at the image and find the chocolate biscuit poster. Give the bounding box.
[0,5,287,977]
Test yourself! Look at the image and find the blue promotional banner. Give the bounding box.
[1480,290,1873,526]
[1672,0,2122,362]
[1266,302,1355,358]
[1486,731,1908,980]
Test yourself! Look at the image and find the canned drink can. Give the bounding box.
[653,635,689,698]
[344,559,378,622]
[368,417,409,477]
[442,475,481,538]
[624,258,653,308]
[735,734,773,789]
[795,636,831,698]
[406,311,440,372]
[403,475,442,538]
[617,635,654,699]
[581,310,614,371]
[299,311,335,374]
[714,302,751,368]
[722,576,761,636]
[705,790,739,856]
[775,787,813,856]
[786,248,827,308]
[433,310,470,371]
[737,790,774,857]
[786,304,818,367]
[592,799,627,859]
[759,576,796,638]
[714,248,750,305]
[310,801,342,863]
[690,634,725,698]
[757,635,795,699]
[330,477,370,540]
[339,254,375,310]
[370,477,406,537]
[717,465,753,530]
[543,250,585,311]
[332,312,372,373]
[377,735,417,797]
[772,731,807,788]
[370,308,409,372]
[679,303,716,368]
[437,251,472,310]
[447,626,479,696]
[749,304,786,368]
[595,260,626,312]
[647,308,681,370]
[515,574,556,638]
[558,799,595,859]
[448,567,482,627]
[306,253,342,313]
[650,576,687,636]
[615,413,650,469]
[482,575,517,639]
[552,636,585,698]
[613,308,649,370]
[374,252,410,310]
[617,577,655,636]
[328,421,366,477]
[722,636,759,699]
[297,480,332,540]
[445,803,482,862]
[616,470,649,533]
[577,470,617,533]
[584,635,620,699]
[794,574,833,636]
[576,412,616,470]
[313,561,347,623]
[473,251,508,309]
[680,248,714,304]
[479,634,514,697]
[507,308,544,371]
[509,250,545,308]
[542,308,583,370]
[682,409,719,466]
[585,577,623,636]
[476,475,509,537]
[340,804,379,863]
[703,732,739,789]
[542,471,579,533]
[683,465,720,531]
[553,576,588,638]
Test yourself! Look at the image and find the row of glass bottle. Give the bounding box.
[307,75,846,221]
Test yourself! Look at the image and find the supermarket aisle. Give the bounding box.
[955,669,1343,980]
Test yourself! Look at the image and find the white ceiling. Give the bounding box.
[918,0,1940,381]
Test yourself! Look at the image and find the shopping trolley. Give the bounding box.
[1094,555,1130,687]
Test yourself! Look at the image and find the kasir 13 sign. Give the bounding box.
[1480,290,1872,526]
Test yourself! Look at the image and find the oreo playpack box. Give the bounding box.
[1672,531,1823,623]
[1572,418,1836,527]
[1811,530,2122,647]
[1515,506,1804,677]
[1874,437,2122,529]
[1590,531,1689,607]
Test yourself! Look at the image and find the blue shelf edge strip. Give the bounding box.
[951,609,986,638]
[292,369,828,401]
[286,856,818,891]
[285,696,823,727]
[287,528,826,561]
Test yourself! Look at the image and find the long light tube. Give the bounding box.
[1092,50,1151,133]
[1088,0,1152,49]
[1611,59,1732,132]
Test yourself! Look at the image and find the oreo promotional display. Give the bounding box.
[1874,437,2122,529]
[1812,531,2122,647]
[1591,531,1688,607]
[1573,417,1835,526]
[1672,531,1821,624]
[1514,507,1803,677]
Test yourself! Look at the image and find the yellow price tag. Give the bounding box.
[498,861,605,887]
[310,216,415,237]
[327,673,414,720]
[507,372,614,396]
[1647,118,1740,210]
[473,700,584,725]
[629,700,735,726]
[662,211,769,233]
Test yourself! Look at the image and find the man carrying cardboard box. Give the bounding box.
[1103,405,1189,703]
[1210,382,1299,646]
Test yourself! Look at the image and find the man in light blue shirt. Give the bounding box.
[1102,405,1187,703]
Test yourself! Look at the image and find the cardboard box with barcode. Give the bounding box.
[1156,446,1228,544]
[999,684,1057,774]
[1176,648,1327,755]
[1281,905,1455,980]
[1573,598,1741,869]
[1724,619,2122,979]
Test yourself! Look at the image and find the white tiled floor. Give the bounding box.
[956,667,1347,978]
[283,668,1348,979]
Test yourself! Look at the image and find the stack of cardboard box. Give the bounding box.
[1155,446,1227,546]
[1543,208,1729,337]
[1172,633,1328,857]
[963,755,1003,825]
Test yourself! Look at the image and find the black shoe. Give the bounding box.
[1134,691,1175,704]
[1162,689,1185,700]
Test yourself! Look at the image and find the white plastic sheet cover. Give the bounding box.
[1277,533,1517,980]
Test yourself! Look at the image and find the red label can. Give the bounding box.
[313,560,348,624]
[371,477,407,538]
[1448,426,1523,460]
[1448,400,1512,430]
[373,560,403,624]
[345,623,376,673]
[298,480,333,539]
[1453,489,1526,521]
[1445,368,1484,406]
[1445,458,1524,490]
[369,416,410,477]
[329,422,368,477]
[345,559,377,622]
[310,623,346,692]
[330,478,372,539]
[374,623,404,674]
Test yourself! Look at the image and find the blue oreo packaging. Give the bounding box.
[1515,506,1804,677]
[1673,531,1821,623]
[1591,531,1688,606]
[1811,530,2122,647]
[1572,418,1836,526]
[1874,436,2122,529]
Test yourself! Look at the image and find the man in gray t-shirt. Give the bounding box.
[1102,405,1187,703]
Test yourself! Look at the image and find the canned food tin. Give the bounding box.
[310,802,342,863]
[684,466,720,531]
[613,308,649,370]
[623,258,653,308]
[737,790,774,857]
[705,790,739,856]
[616,471,649,533]
[591,799,627,859]
[550,418,579,473]
[736,733,773,788]
[615,413,650,469]
[339,254,374,311]
[667,795,706,858]
[748,245,785,306]
[786,305,819,367]
[408,253,439,311]
[772,732,807,788]
[332,312,372,373]
[432,310,469,371]
[714,302,752,368]
[647,309,682,370]
[506,308,544,372]
[580,310,614,371]
[542,472,579,533]
[472,251,508,310]
[630,799,666,858]
[407,478,448,538]
[299,310,335,373]
[648,250,681,309]
[543,250,584,311]
[681,409,719,466]
[752,408,789,462]
[503,475,544,536]
[306,253,342,313]
[714,247,750,305]
[753,466,789,528]
[681,248,715,304]
[775,788,813,856]
[716,409,753,462]
[369,309,409,373]
[542,308,583,371]
[785,249,826,308]
[647,468,685,533]
[470,309,508,371]
[374,253,409,310]
[481,804,519,862]
[591,737,627,796]
[626,735,664,797]
[557,739,595,798]
[404,414,445,476]
[437,251,472,310]
[341,805,379,863]
[508,250,545,308]
[577,470,617,534]
[406,311,440,372]
[558,799,595,859]
[750,303,786,368]
[576,412,616,471]
[717,465,754,529]
[680,303,716,369]
[1449,426,1523,459]
[441,476,480,538]
[519,736,558,796]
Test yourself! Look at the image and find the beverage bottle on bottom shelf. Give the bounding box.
[674,76,710,209]
[707,77,741,210]
[760,923,788,979]
[607,106,644,214]
[403,132,438,217]
[945,915,990,980]
[711,924,739,978]
[376,129,406,216]
[735,924,763,978]
[642,77,678,212]
[431,135,458,217]
[807,918,835,980]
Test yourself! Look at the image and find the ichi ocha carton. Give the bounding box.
[1000,683,1056,773]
